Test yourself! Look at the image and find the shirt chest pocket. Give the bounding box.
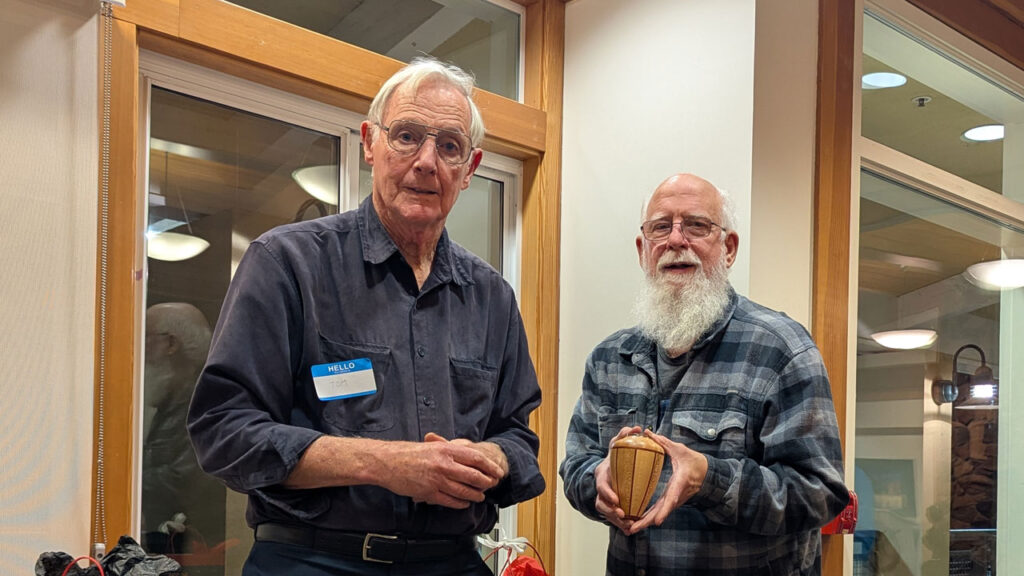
[598,411,637,451]
[450,358,497,440]
[670,409,747,457]
[316,337,396,435]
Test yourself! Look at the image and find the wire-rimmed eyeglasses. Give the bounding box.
[377,120,474,165]
[640,216,726,242]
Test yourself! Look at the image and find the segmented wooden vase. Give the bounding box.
[609,434,665,520]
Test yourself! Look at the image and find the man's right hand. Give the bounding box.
[594,426,643,533]
[283,434,504,509]
[399,432,506,508]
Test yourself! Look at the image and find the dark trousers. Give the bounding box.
[242,540,494,576]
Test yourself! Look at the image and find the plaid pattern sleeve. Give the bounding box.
[560,292,849,576]
[559,328,646,524]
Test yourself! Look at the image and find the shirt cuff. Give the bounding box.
[690,454,725,510]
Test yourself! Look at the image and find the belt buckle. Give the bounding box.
[362,533,398,564]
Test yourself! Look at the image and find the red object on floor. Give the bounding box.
[504,555,550,576]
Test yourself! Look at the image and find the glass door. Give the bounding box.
[138,52,361,574]
[855,169,1024,576]
[856,6,1024,573]
[141,86,347,576]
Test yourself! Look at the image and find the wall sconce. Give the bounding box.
[931,343,998,410]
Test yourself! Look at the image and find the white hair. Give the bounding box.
[366,56,485,146]
[147,302,212,369]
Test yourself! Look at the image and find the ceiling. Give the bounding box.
[861,55,1004,193]
[855,12,1024,366]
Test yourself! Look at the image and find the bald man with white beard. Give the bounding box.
[560,174,849,576]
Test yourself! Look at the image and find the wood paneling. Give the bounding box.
[517,0,564,569]
[906,0,1024,71]
[175,0,545,154]
[113,0,179,37]
[116,0,546,157]
[139,31,372,118]
[93,16,140,549]
[815,0,854,573]
[987,0,1024,23]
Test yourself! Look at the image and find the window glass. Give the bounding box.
[861,11,1023,195]
[229,0,521,100]
[143,87,340,574]
[358,157,505,271]
[857,12,1024,573]
[855,169,1024,576]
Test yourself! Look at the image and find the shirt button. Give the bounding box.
[422,396,433,406]
[416,346,425,357]
[707,427,716,436]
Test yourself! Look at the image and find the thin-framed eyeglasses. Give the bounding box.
[377,120,474,165]
[640,216,726,242]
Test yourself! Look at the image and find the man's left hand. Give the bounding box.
[627,429,708,534]
[424,432,509,480]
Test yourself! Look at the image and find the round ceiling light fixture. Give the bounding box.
[862,72,907,90]
[147,231,210,262]
[870,329,937,350]
[962,124,1004,142]
[292,165,340,206]
[964,259,1024,290]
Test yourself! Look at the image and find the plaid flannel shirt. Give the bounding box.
[560,289,848,576]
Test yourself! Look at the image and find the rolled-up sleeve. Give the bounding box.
[187,242,321,497]
[484,295,545,507]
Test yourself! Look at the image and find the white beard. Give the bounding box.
[144,356,178,408]
[633,250,731,352]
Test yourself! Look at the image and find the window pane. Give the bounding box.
[143,87,340,574]
[861,11,1024,195]
[855,169,1024,576]
[358,157,504,271]
[228,0,521,100]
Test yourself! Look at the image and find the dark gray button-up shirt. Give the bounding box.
[188,198,544,536]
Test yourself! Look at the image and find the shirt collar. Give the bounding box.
[356,197,472,287]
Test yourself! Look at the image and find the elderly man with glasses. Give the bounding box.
[188,57,544,576]
[560,173,849,576]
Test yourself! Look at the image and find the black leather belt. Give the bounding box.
[254,523,477,564]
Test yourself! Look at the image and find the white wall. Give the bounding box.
[0,0,97,572]
[558,1,818,574]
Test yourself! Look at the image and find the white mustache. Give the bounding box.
[658,251,700,268]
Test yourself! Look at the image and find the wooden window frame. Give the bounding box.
[95,0,564,566]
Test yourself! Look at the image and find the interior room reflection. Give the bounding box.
[855,168,1018,575]
[144,86,343,575]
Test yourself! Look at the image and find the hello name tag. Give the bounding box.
[311,358,377,401]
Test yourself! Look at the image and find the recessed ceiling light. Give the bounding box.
[964,259,1024,290]
[962,124,1004,142]
[862,72,907,90]
[870,329,937,350]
